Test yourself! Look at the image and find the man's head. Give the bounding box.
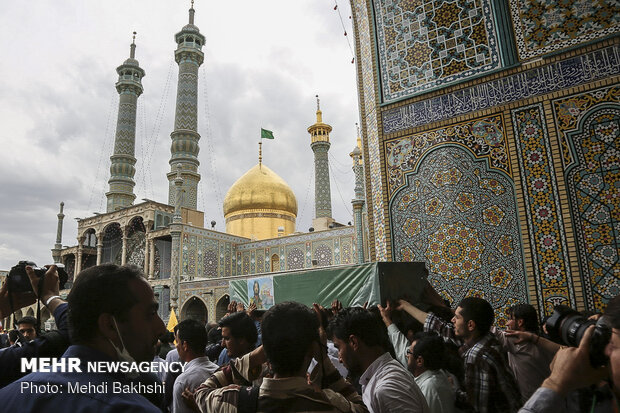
[175,319,208,362]
[604,295,620,393]
[253,281,260,296]
[328,307,387,376]
[506,303,539,333]
[408,332,444,377]
[261,302,319,376]
[452,297,494,341]
[218,311,257,358]
[67,264,166,363]
[16,316,37,341]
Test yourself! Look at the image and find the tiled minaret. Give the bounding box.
[51,202,65,263]
[167,1,204,209]
[106,32,144,212]
[307,95,335,230]
[350,126,366,264]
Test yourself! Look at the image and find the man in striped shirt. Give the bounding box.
[193,301,368,413]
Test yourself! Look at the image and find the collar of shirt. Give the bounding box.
[184,356,214,371]
[414,369,437,385]
[359,352,393,387]
[462,332,495,363]
[261,376,310,394]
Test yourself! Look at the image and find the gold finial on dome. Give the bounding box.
[315,94,322,123]
[259,141,262,167]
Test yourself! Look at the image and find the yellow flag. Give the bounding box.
[167,309,178,332]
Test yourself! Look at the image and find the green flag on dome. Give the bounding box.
[261,128,274,139]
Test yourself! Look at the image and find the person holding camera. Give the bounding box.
[519,295,620,412]
[0,264,69,388]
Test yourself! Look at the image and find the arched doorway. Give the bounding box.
[270,254,280,272]
[215,294,229,322]
[102,223,123,264]
[181,296,207,324]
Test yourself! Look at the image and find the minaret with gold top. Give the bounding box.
[106,32,145,212]
[167,0,204,209]
[307,95,335,230]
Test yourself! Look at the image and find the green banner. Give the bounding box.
[260,128,274,139]
[229,262,428,309]
[230,263,380,308]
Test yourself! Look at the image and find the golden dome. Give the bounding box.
[223,164,298,217]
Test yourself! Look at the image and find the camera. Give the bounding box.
[546,305,611,367]
[7,261,68,293]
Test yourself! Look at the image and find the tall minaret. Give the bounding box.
[51,202,65,263]
[307,95,334,230]
[106,32,145,212]
[167,1,205,210]
[350,126,366,264]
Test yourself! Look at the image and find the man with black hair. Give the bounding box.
[173,319,218,413]
[494,303,556,401]
[408,332,455,413]
[328,307,429,413]
[399,297,521,413]
[16,315,38,341]
[0,263,167,411]
[193,301,367,412]
[218,310,257,364]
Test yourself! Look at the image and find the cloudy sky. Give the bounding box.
[0,1,360,271]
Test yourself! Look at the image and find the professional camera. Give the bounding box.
[7,261,68,293]
[546,305,611,367]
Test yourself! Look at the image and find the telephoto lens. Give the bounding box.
[546,305,611,367]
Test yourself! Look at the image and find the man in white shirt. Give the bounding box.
[328,307,429,413]
[172,319,218,413]
[408,332,455,413]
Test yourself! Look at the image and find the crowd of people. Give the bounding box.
[0,263,618,412]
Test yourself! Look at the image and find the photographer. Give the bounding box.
[519,295,620,412]
[0,264,69,388]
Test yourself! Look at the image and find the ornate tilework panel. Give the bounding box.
[203,248,218,277]
[512,104,575,314]
[257,253,265,274]
[314,243,334,266]
[566,106,620,311]
[509,0,620,60]
[391,145,527,315]
[225,247,231,277]
[386,114,510,197]
[174,63,199,131]
[306,242,313,268]
[342,238,353,264]
[353,0,388,260]
[114,98,138,155]
[374,0,502,101]
[242,252,250,274]
[383,45,620,134]
[553,86,620,168]
[250,250,256,274]
[286,246,305,270]
[196,237,204,277]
